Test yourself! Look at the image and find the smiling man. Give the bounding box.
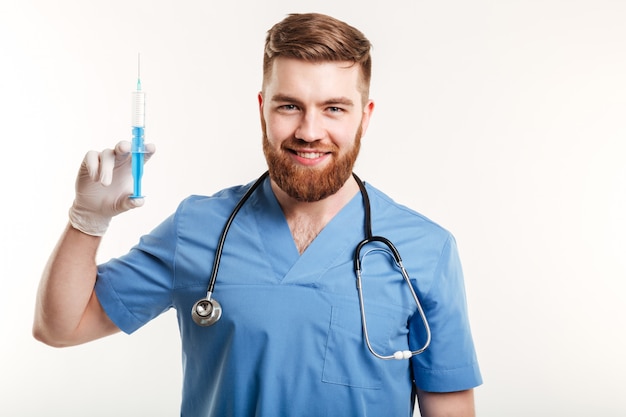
[33,13,482,417]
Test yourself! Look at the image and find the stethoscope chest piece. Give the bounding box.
[192,297,222,326]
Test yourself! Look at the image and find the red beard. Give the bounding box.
[262,127,362,202]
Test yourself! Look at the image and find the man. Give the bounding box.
[33,13,482,416]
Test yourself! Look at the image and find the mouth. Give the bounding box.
[293,151,328,159]
[286,148,332,166]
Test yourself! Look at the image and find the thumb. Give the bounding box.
[143,142,157,163]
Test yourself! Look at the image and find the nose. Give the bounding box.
[295,111,324,142]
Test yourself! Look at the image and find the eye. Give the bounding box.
[278,104,299,112]
[327,106,344,113]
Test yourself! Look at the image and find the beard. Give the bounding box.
[262,125,362,202]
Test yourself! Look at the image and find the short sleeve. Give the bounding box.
[409,235,482,392]
[95,212,178,334]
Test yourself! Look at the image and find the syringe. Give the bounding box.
[130,54,146,199]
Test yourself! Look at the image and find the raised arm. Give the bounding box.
[33,141,155,347]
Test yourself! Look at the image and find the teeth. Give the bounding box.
[297,152,324,159]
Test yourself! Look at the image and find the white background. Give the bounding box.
[1,1,625,415]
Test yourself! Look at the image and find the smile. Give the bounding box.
[295,151,327,159]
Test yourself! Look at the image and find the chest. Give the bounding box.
[287,216,327,254]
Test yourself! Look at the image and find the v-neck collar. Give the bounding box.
[250,177,365,285]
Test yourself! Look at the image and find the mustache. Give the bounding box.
[280,138,339,153]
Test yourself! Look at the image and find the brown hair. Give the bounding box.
[263,13,372,101]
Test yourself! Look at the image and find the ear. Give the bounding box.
[258,92,266,128]
[360,99,375,136]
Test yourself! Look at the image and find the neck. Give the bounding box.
[271,175,359,254]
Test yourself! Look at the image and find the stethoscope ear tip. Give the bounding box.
[393,350,413,360]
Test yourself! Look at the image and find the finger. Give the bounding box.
[84,150,101,181]
[144,142,156,163]
[115,140,132,156]
[99,148,116,186]
[112,141,133,178]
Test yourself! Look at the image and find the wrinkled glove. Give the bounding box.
[69,140,156,236]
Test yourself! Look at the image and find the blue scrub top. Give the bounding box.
[96,176,482,416]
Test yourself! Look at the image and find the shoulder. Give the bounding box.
[163,178,266,235]
[176,179,260,215]
[363,183,466,302]
[364,182,453,242]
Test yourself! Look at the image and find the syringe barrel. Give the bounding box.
[131,90,145,198]
[132,91,146,128]
[131,126,145,197]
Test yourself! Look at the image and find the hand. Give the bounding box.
[68,141,156,236]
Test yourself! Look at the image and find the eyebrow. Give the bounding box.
[271,94,355,108]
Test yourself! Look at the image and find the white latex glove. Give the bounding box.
[68,141,156,236]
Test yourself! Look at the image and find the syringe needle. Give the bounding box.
[136,53,142,91]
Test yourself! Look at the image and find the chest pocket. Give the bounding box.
[322,304,405,390]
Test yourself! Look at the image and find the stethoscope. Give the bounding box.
[191,171,431,360]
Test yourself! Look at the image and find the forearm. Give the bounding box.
[33,224,110,346]
[416,389,476,417]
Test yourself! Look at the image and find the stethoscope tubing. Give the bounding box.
[353,174,431,360]
[205,171,270,297]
